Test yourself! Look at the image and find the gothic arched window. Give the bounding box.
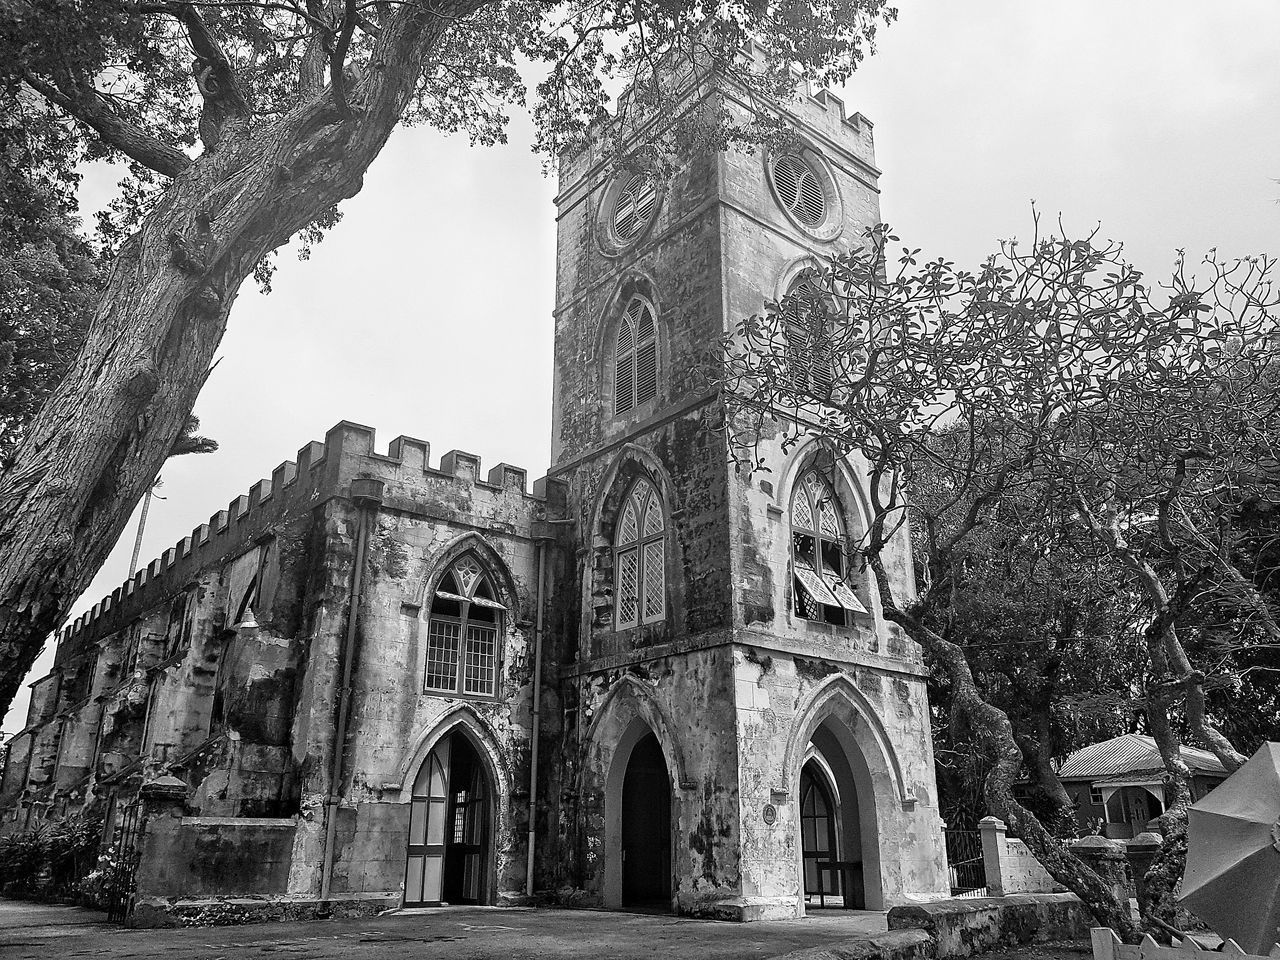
[791,470,866,625]
[783,273,834,395]
[426,555,505,697]
[614,297,658,415]
[614,477,666,629]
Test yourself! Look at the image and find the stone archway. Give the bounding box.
[785,676,909,913]
[584,675,689,911]
[618,727,672,907]
[396,709,509,907]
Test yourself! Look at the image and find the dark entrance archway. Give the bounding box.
[404,730,491,905]
[799,728,869,910]
[620,732,671,907]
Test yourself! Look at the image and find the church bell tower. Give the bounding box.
[543,60,950,918]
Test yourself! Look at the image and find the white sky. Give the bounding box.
[5,0,1278,734]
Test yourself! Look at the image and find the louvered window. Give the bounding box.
[614,297,659,415]
[771,154,826,227]
[784,274,835,395]
[791,471,866,625]
[614,477,666,629]
[613,173,658,243]
[426,556,505,697]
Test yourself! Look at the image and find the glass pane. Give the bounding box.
[616,548,640,626]
[425,621,461,691]
[429,750,449,796]
[406,856,425,902]
[642,540,665,622]
[618,500,639,546]
[792,485,815,531]
[423,854,443,902]
[642,487,663,535]
[426,798,448,844]
[464,625,497,696]
[409,799,427,844]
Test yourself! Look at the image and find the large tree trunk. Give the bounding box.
[1015,708,1076,837]
[0,4,460,720]
[865,556,1140,939]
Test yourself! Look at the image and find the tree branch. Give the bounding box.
[21,72,192,178]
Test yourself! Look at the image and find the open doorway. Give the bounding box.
[404,730,491,905]
[799,720,876,911]
[620,732,671,908]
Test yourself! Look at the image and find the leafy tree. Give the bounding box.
[922,489,1145,837]
[0,0,898,718]
[720,218,1279,937]
[0,91,101,470]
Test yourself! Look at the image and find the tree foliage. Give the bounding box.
[720,216,1279,936]
[0,0,898,721]
[0,92,101,470]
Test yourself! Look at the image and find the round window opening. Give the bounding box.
[612,173,658,243]
[771,153,826,227]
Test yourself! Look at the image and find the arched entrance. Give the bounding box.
[621,732,672,907]
[404,730,491,906]
[795,716,879,911]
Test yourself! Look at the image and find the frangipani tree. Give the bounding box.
[720,217,1280,936]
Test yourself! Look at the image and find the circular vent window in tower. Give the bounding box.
[771,154,826,227]
[612,173,658,244]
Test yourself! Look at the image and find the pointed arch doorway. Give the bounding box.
[798,722,875,910]
[404,730,492,906]
[620,731,672,908]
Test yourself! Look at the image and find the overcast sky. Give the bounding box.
[5,0,1278,734]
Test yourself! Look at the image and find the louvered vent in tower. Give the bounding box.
[612,174,658,243]
[771,154,826,227]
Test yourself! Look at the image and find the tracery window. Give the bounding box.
[614,477,666,629]
[791,470,867,625]
[426,556,505,697]
[783,273,835,395]
[614,297,658,415]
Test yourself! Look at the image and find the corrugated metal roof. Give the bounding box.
[1056,734,1227,780]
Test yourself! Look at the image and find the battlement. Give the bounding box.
[54,421,557,664]
[558,38,875,197]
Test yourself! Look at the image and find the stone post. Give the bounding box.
[978,816,1007,896]
[1069,835,1130,903]
[1125,831,1163,910]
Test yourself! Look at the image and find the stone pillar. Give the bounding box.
[1070,835,1130,903]
[978,816,1007,896]
[1125,831,1163,908]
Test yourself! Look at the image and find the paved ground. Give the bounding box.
[0,899,888,960]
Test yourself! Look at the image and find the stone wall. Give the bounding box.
[978,818,1067,896]
[137,815,297,898]
[888,893,1092,959]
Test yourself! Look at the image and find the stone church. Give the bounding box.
[0,59,950,922]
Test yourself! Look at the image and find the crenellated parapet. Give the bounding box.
[52,421,559,668]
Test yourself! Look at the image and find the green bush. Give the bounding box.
[0,814,103,898]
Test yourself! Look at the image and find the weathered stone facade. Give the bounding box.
[0,62,949,921]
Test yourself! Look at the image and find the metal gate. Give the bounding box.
[105,804,144,923]
[944,829,988,897]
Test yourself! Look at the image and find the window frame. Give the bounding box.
[782,272,835,395]
[613,477,667,630]
[424,556,505,700]
[613,296,659,416]
[790,470,867,626]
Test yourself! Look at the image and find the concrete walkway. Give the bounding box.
[0,898,888,960]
